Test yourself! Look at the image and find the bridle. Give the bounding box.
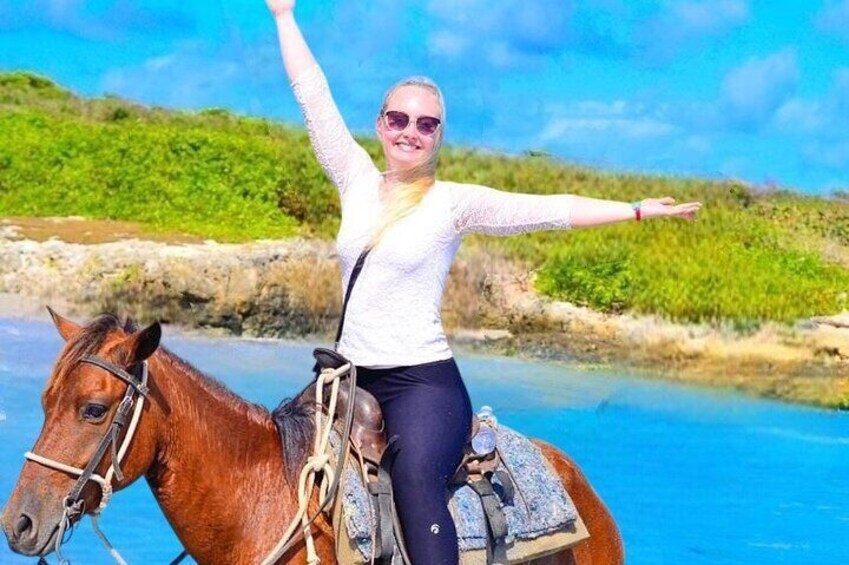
[23,355,150,565]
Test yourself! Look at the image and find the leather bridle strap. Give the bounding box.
[26,358,148,505]
[67,381,137,500]
[78,356,149,396]
[24,358,149,564]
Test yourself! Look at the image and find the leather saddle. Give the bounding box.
[310,348,498,470]
[304,347,388,465]
[309,348,515,564]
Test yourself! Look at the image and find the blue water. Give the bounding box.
[1,316,847,564]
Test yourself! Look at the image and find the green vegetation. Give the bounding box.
[2,71,849,325]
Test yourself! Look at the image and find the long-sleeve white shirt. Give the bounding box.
[292,65,573,367]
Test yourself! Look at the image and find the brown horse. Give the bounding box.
[1,311,624,564]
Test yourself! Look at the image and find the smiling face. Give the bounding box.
[376,83,444,174]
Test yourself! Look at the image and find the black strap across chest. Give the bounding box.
[334,248,371,350]
[312,247,369,377]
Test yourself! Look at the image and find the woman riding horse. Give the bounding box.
[266,1,701,563]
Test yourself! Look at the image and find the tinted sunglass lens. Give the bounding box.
[417,118,440,136]
[385,111,409,131]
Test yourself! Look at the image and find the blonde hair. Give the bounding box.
[367,76,445,250]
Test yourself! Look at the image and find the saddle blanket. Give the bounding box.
[337,424,582,561]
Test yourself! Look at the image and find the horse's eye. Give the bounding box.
[81,403,109,422]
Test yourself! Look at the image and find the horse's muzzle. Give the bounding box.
[1,504,61,557]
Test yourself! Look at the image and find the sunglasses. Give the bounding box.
[382,110,442,136]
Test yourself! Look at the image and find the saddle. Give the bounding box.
[310,348,517,564]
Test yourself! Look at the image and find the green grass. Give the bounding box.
[2,71,849,325]
[533,212,849,325]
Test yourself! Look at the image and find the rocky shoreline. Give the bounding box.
[2,217,848,409]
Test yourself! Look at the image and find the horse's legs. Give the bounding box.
[528,440,625,565]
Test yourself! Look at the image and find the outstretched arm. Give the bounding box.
[569,195,701,228]
[451,183,701,236]
[265,0,375,194]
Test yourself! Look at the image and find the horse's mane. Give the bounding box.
[271,394,315,485]
[53,313,315,484]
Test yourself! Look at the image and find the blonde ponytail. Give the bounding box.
[368,175,435,250]
[367,76,445,250]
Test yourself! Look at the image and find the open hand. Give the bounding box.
[265,0,295,17]
[639,197,702,221]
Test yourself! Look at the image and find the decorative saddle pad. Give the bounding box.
[336,425,585,561]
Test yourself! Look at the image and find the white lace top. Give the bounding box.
[292,65,573,367]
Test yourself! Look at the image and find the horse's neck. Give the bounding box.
[144,354,297,563]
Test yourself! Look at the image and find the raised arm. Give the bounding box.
[266,0,315,81]
[451,183,701,236]
[266,0,375,194]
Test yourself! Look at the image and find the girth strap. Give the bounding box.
[468,476,510,564]
[368,436,399,562]
[493,469,515,506]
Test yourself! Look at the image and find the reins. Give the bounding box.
[260,360,357,565]
[260,248,371,564]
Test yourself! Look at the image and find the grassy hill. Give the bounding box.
[3,71,849,327]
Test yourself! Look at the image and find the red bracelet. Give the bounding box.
[631,202,642,222]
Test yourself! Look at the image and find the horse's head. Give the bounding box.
[2,308,162,557]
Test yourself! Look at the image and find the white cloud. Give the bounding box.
[144,55,177,72]
[685,135,712,154]
[627,0,751,61]
[816,0,849,40]
[772,67,849,137]
[424,0,750,68]
[573,100,629,115]
[1,0,195,41]
[539,101,678,142]
[774,99,824,133]
[517,97,727,179]
[101,44,245,110]
[542,116,677,141]
[426,0,489,24]
[720,49,799,130]
[803,141,849,169]
[428,30,469,59]
[424,0,571,69]
[669,0,750,33]
[825,68,849,124]
[46,0,80,18]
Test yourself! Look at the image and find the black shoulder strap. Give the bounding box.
[334,248,371,350]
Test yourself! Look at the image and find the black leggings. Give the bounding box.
[356,358,473,565]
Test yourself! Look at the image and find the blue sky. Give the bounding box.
[2,0,849,193]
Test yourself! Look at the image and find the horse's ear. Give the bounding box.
[118,322,162,364]
[47,306,81,342]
